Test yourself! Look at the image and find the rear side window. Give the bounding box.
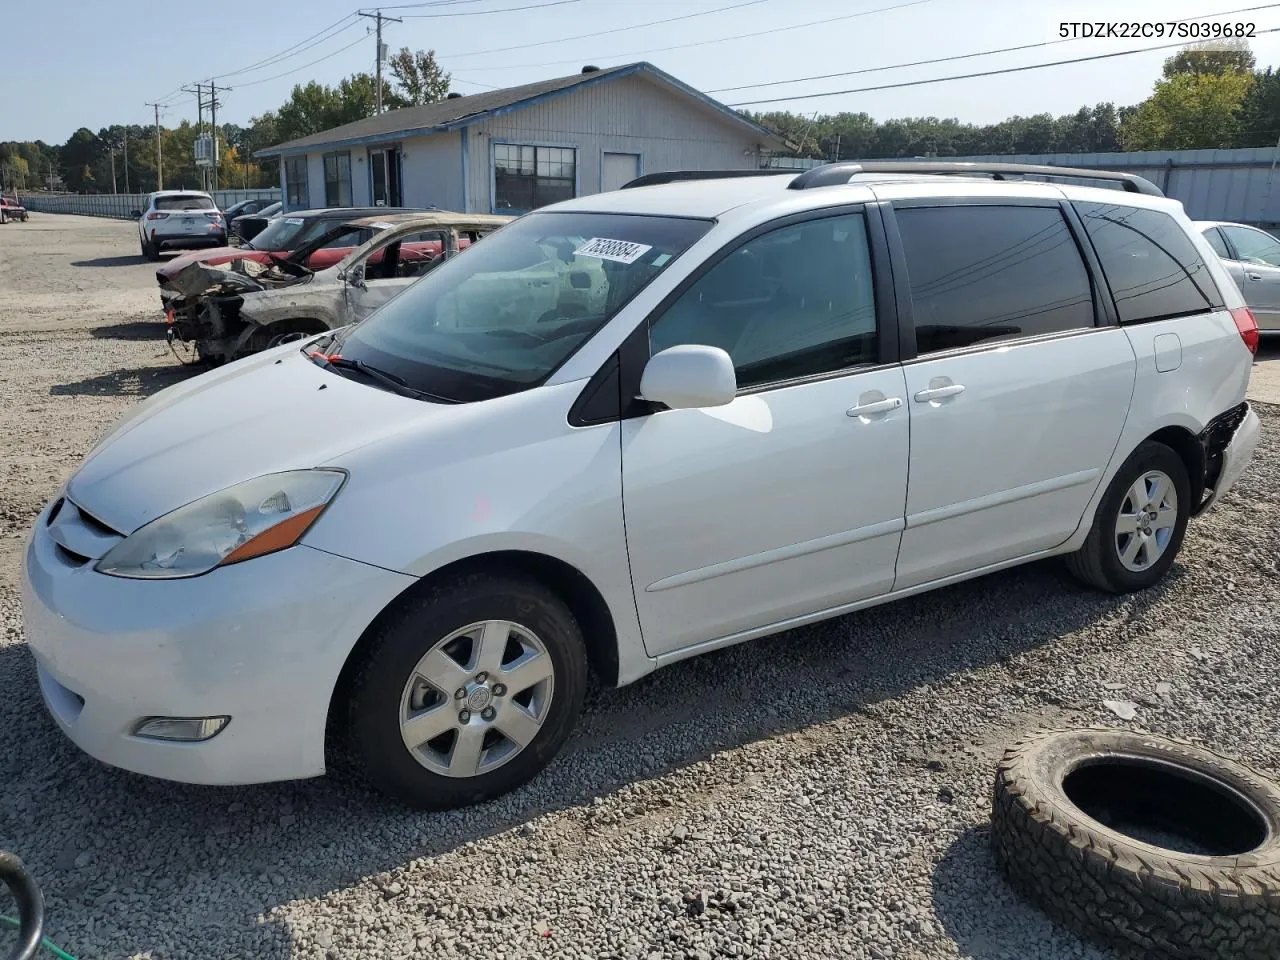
[1076,202,1220,323]
[649,212,877,389]
[1220,225,1280,267]
[1203,227,1231,259]
[895,204,1095,355]
[155,194,213,211]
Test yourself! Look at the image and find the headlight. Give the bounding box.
[95,469,346,579]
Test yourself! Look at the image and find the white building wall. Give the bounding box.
[306,153,325,209]
[466,73,770,213]
[349,146,371,207]
[401,131,465,210]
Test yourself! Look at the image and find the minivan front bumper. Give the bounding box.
[1196,402,1260,514]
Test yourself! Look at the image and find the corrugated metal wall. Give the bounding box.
[957,148,1280,225]
[466,73,769,213]
[402,131,464,210]
[20,188,280,220]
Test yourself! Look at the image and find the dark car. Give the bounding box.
[221,198,278,238]
[155,206,426,290]
[230,201,283,243]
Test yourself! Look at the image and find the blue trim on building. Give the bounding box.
[256,62,784,159]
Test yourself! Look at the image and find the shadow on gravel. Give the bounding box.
[0,556,1178,958]
[932,825,1115,960]
[89,320,165,342]
[48,364,195,398]
[69,256,149,268]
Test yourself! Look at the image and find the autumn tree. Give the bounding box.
[1163,40,1255,77]
[388,48,452,105]
[1122,56,1254,149]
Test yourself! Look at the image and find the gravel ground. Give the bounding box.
[2,215,1279,960]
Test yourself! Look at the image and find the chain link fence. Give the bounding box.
[16,189,280,220]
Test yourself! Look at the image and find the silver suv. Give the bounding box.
[132,191,225,261]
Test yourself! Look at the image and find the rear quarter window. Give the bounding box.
[1075,202,1223,324]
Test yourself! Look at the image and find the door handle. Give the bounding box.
[914,384,966,403]
[1247,273,1264,281]
[846,397,902,417]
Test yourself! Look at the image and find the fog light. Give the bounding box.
[133,716,229,742]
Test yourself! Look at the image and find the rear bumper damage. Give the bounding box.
[1194,402,1260,515]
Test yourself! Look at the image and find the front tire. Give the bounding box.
[340,571,588,809]
[1066,440,1190,593]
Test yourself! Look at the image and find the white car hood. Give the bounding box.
[67,347,444,534]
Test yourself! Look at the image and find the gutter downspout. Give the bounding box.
[461,126,472,213]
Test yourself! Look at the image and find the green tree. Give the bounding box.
[388,48,452,106]
[1163,40,1255,77]
[1121,70,1254,149]
[1236,66,1280,146]
[59,128,104,191]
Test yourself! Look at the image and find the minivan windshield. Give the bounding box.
[333,212,710,403]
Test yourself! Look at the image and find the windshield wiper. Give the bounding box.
[310,353,457,403]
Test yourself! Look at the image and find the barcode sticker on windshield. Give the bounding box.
[574,237,652,264]
[285,218,304,225]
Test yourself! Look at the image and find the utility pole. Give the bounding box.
[109,147,117,193]
[186,84,206,191]
[122,133,130,194]
[359,9,402,115]
[146,102,164,190]
[209,81,222,192]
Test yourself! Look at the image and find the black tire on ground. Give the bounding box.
[992,728,1280,959]
[338,571,588,809]
[142,239,160,261]
[1066,440,1190,593]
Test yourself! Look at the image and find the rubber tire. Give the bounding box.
[339,571,588,810]
[142,239,160,262]
[993,728,1280,959]
[1066,440,1190,593]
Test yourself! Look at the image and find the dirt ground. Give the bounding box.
[3,215,1280,960]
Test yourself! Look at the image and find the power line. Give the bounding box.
[402,0,583,16]
[439,0,773,59]
[234,33,371,89]
[451,0,934,70]
[209,14,361,80]
[727,28,1280,107]
[709,2,1280,94]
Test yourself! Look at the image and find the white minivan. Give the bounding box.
[25,162,1260,808]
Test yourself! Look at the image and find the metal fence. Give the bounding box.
[16,188,280,220]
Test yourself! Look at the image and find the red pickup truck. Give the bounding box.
[0,197,29,223]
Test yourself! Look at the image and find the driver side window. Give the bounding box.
[1223,225,1280,267]
[648,213,877,390]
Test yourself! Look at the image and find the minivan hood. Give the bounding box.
[67,348,444,534]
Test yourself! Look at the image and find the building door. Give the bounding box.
[601,152,640,192]
[371,148,402,207]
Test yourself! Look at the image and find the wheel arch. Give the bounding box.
[1146,424,1206,509]
[325,549,620,752]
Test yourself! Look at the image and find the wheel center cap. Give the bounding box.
[466,687,492,711]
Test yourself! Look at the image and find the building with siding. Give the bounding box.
[256,62,787,215]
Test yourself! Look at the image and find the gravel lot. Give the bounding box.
[2,214,1279,960]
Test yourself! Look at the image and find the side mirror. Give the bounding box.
[640,345,737,410]
[130,210,142,219]
[345,265,367,290]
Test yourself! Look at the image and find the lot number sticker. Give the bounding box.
[574,237,652,264]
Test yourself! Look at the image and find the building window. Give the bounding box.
[323,151,352,207]
[494,144,575,212]
[284,157,308,208]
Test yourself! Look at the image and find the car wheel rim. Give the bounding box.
[399,619,555,779]
[1115,469,1178,572]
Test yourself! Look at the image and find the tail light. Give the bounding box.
[146,211,169,220]
[1231,306,1260,355]
[205,213,222,222]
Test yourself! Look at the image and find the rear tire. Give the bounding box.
[1066,441,1190,593]
[339,571,588,809]
[142,239,160,261]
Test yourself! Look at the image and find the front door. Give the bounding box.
[622,211,909,656]
[343,229,447,323]
[371,148,402,207]
[888,202,1135,589]
[1219,224,1280,329]
[602,153,640,192]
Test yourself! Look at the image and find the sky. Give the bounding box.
[5,0,1280,143]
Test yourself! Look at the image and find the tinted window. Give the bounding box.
[1221,225,1280,267]
[896,205,1094,354]
[650,214,876,389]
[1203,227,1231,259]
[1076,202,1218,323]
[155,194,213,211]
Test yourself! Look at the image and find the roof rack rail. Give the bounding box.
[786,161,1164,196]
[620,169,791,189]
